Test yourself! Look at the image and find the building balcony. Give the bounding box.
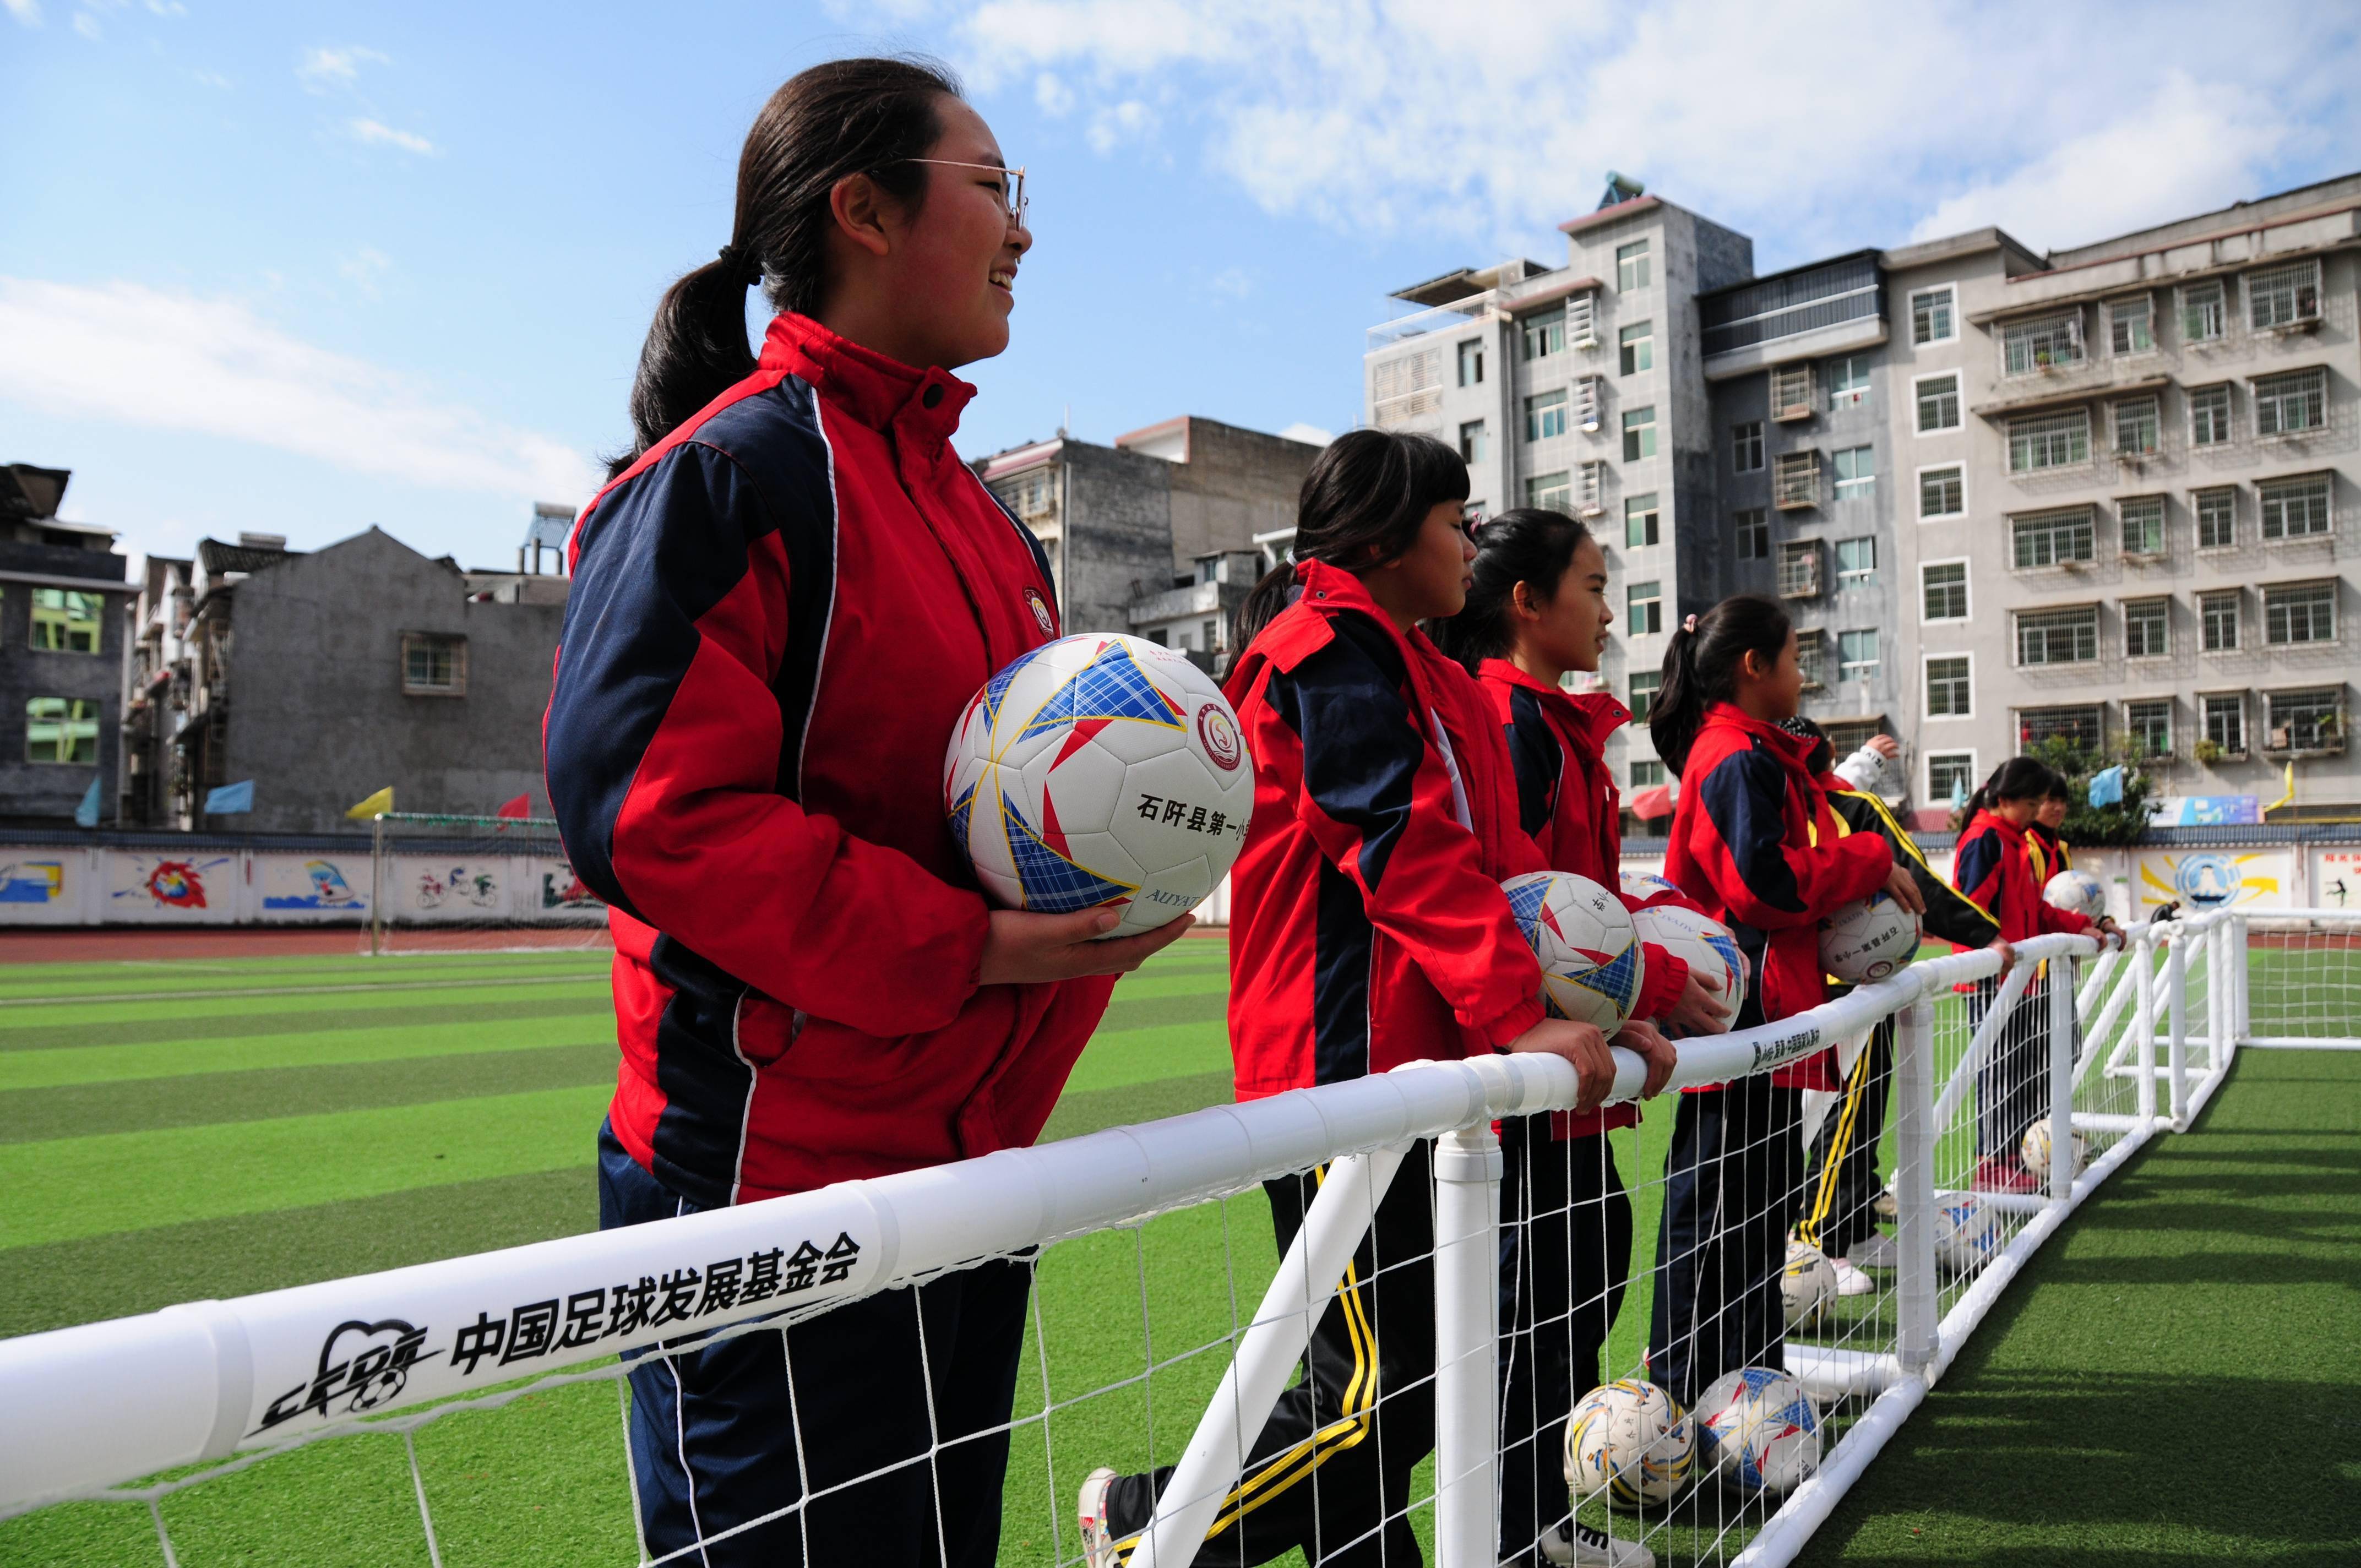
[1700,251,1887,379]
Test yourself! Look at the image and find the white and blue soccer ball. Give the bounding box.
[2043,869,2106,920]
[1501,870,1644,1031]
[1781,1239,1837,1327]
[1695,1367,1820,1495]
[1565,1378,1695,1506]
[1819,891,1919,984]
[2020,1117,2090,1189]
[1631,903,1746,1032]
[945,633,1254,939]
[1619,869,1683,906]
[1933,1191,2003,1274]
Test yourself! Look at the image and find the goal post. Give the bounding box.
[363,812,608,955]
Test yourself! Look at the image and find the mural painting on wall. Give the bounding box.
[2135,850,2292,911]
[264,859,367,911]
[2316,849,2361,909]
[540,863,600,911]
[0,861,66,905]
[112,857,232,911]
[416,864,501,911]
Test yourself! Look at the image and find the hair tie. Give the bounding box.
[1683,613,1698,634]
[716,243,759,287]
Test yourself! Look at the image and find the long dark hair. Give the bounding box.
[1966,757,2055,821]
[617,57,959,473]
[1648,593,1791,776]
[1233,429,1470,650]
[1430,508,1593,673]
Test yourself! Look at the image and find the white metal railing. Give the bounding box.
[2,908,2347,1566]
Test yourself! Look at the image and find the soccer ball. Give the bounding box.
[1932,1192,2003,1274]
[1694,1367,1820,1495]
[1631,904,1745,1032]
[945,634,1254,939]
[1564,1379,1695,1506]
[2043,869,2106,920]
[1619,869,1683,906]
[1781,1239,1837,1327]
[1501,871,1644,1030]
[1820,892,1919,984]
[2019,1117,2090,1189]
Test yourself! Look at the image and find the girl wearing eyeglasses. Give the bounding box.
[546,57,1187,1568]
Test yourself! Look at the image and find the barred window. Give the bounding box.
[2019,705,2103,749]
[1927,655,1971,716]
[2003,313,2085,375]
[2264,581,2336,645]
[2247,261,2320,329]
[1796,629,1828,689]
[2016,605,2098,665]
[1928,752,1976,804]
[2009,410,2090,472]
[2190,384,2232,447]
[1770,363,1813,418]
[2124,698,2172,758]
[1919,465,1964,518]
[1911,286,1955,345]
[1778,538,1822,599]
[2255,368,2326,436]
[1922,561,1968,620]
[1916,373,1960,433]
[2113,396,2159,455]
[401,633,467,696]
[2182,280,2226,342]
[2201,590,2240,651]
[2124,597,2169,658]
[2260,475,2331,539]
[2195,487,2237,548]
[1774,449,1820,508]
[2121,496,2167,556]
[2266,687,2343,751]
[2109,296,2155,355]
[2202,693,2245,754]
[2012,507,2096,569]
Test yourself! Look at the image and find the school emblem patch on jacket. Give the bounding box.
[1024,586,1054,637]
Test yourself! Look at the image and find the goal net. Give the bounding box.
[360,813,610,956]
[3,910,2342,1568]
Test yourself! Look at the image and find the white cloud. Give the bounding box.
[339,246,394,299]
[71,8,98,39]
[297,43,389,92]
[191,67,231,89]
[3,0,41,28]
[942,0,2359,258]
[347,117,437,156]
[145,0,187,14]
[0,277,602,507]
[1206,266,1253,299]
[1277,421,1333,447]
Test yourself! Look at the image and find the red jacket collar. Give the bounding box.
[1702,701,1818,771]
[1477,659,1629,753]
[1963,808,2026,847]
[760,312,975,451]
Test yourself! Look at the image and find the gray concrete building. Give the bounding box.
[0,465,133,827]
[121,525,569,832]
[1366,175,2361,821]
[975,416,1323,669]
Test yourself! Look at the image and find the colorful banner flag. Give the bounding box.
[2086,766,2124,808]
[73,777,100,829]
[495,793,532,819]
[345,786,394,821]
[205,780,255,814]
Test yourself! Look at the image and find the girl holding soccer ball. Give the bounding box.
[1079,433,1672,1568]
[545,59,1192,1568]
[1434,508,1709,1565]
[1643,597,1921,1408]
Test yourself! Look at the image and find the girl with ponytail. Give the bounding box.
[1081,437,1673,1568]
[545,58,1192,1566]
[1951,758,2112,1193]
[1443,508,1705,1565]
[1642,595,1924,1408]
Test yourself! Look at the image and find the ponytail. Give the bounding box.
[1429,508,1592,673]
[1233,428,1470,652]
[1648,593,1791,776]
[617,56,958,474]
[1964,756,2053,822]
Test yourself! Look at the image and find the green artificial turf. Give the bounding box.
[0,940,2351,1568]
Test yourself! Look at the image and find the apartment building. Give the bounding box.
[1,464,132,828]
[1364,175,2361,819]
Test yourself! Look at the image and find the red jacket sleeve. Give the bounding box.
[1261,620,1545,1048]
[546,442,989,1037]
[1688,745,1891,929]
[1631,939,1691,1021]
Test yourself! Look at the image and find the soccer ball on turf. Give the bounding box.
[1819,892,1919,984]
[2043,869,2106,920]
[1619,869,1683,906]
[945,634,1254,939]
[1564,1379,1695,1506]
[2019,1117,2090,1189]
[1781,1238,1838,1327]
[1631,903,1745,1032]
[1500,871,1644,1030]
[1932,1192,2003,1274]
[1694,1367,1820,1495]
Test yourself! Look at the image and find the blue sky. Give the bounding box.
[4,0,2356,571]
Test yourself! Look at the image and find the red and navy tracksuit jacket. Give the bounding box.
[2026,821,2072,884]
[1478,659,1690,1136]
[544,312,1117,1208]
[1953,811,2095,945]
[1221,561,1546,1099]
[1662,704,1893,1092]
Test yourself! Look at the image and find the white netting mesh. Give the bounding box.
[361,814,610,956]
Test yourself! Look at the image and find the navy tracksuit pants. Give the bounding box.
[599,1124,1029,1568]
